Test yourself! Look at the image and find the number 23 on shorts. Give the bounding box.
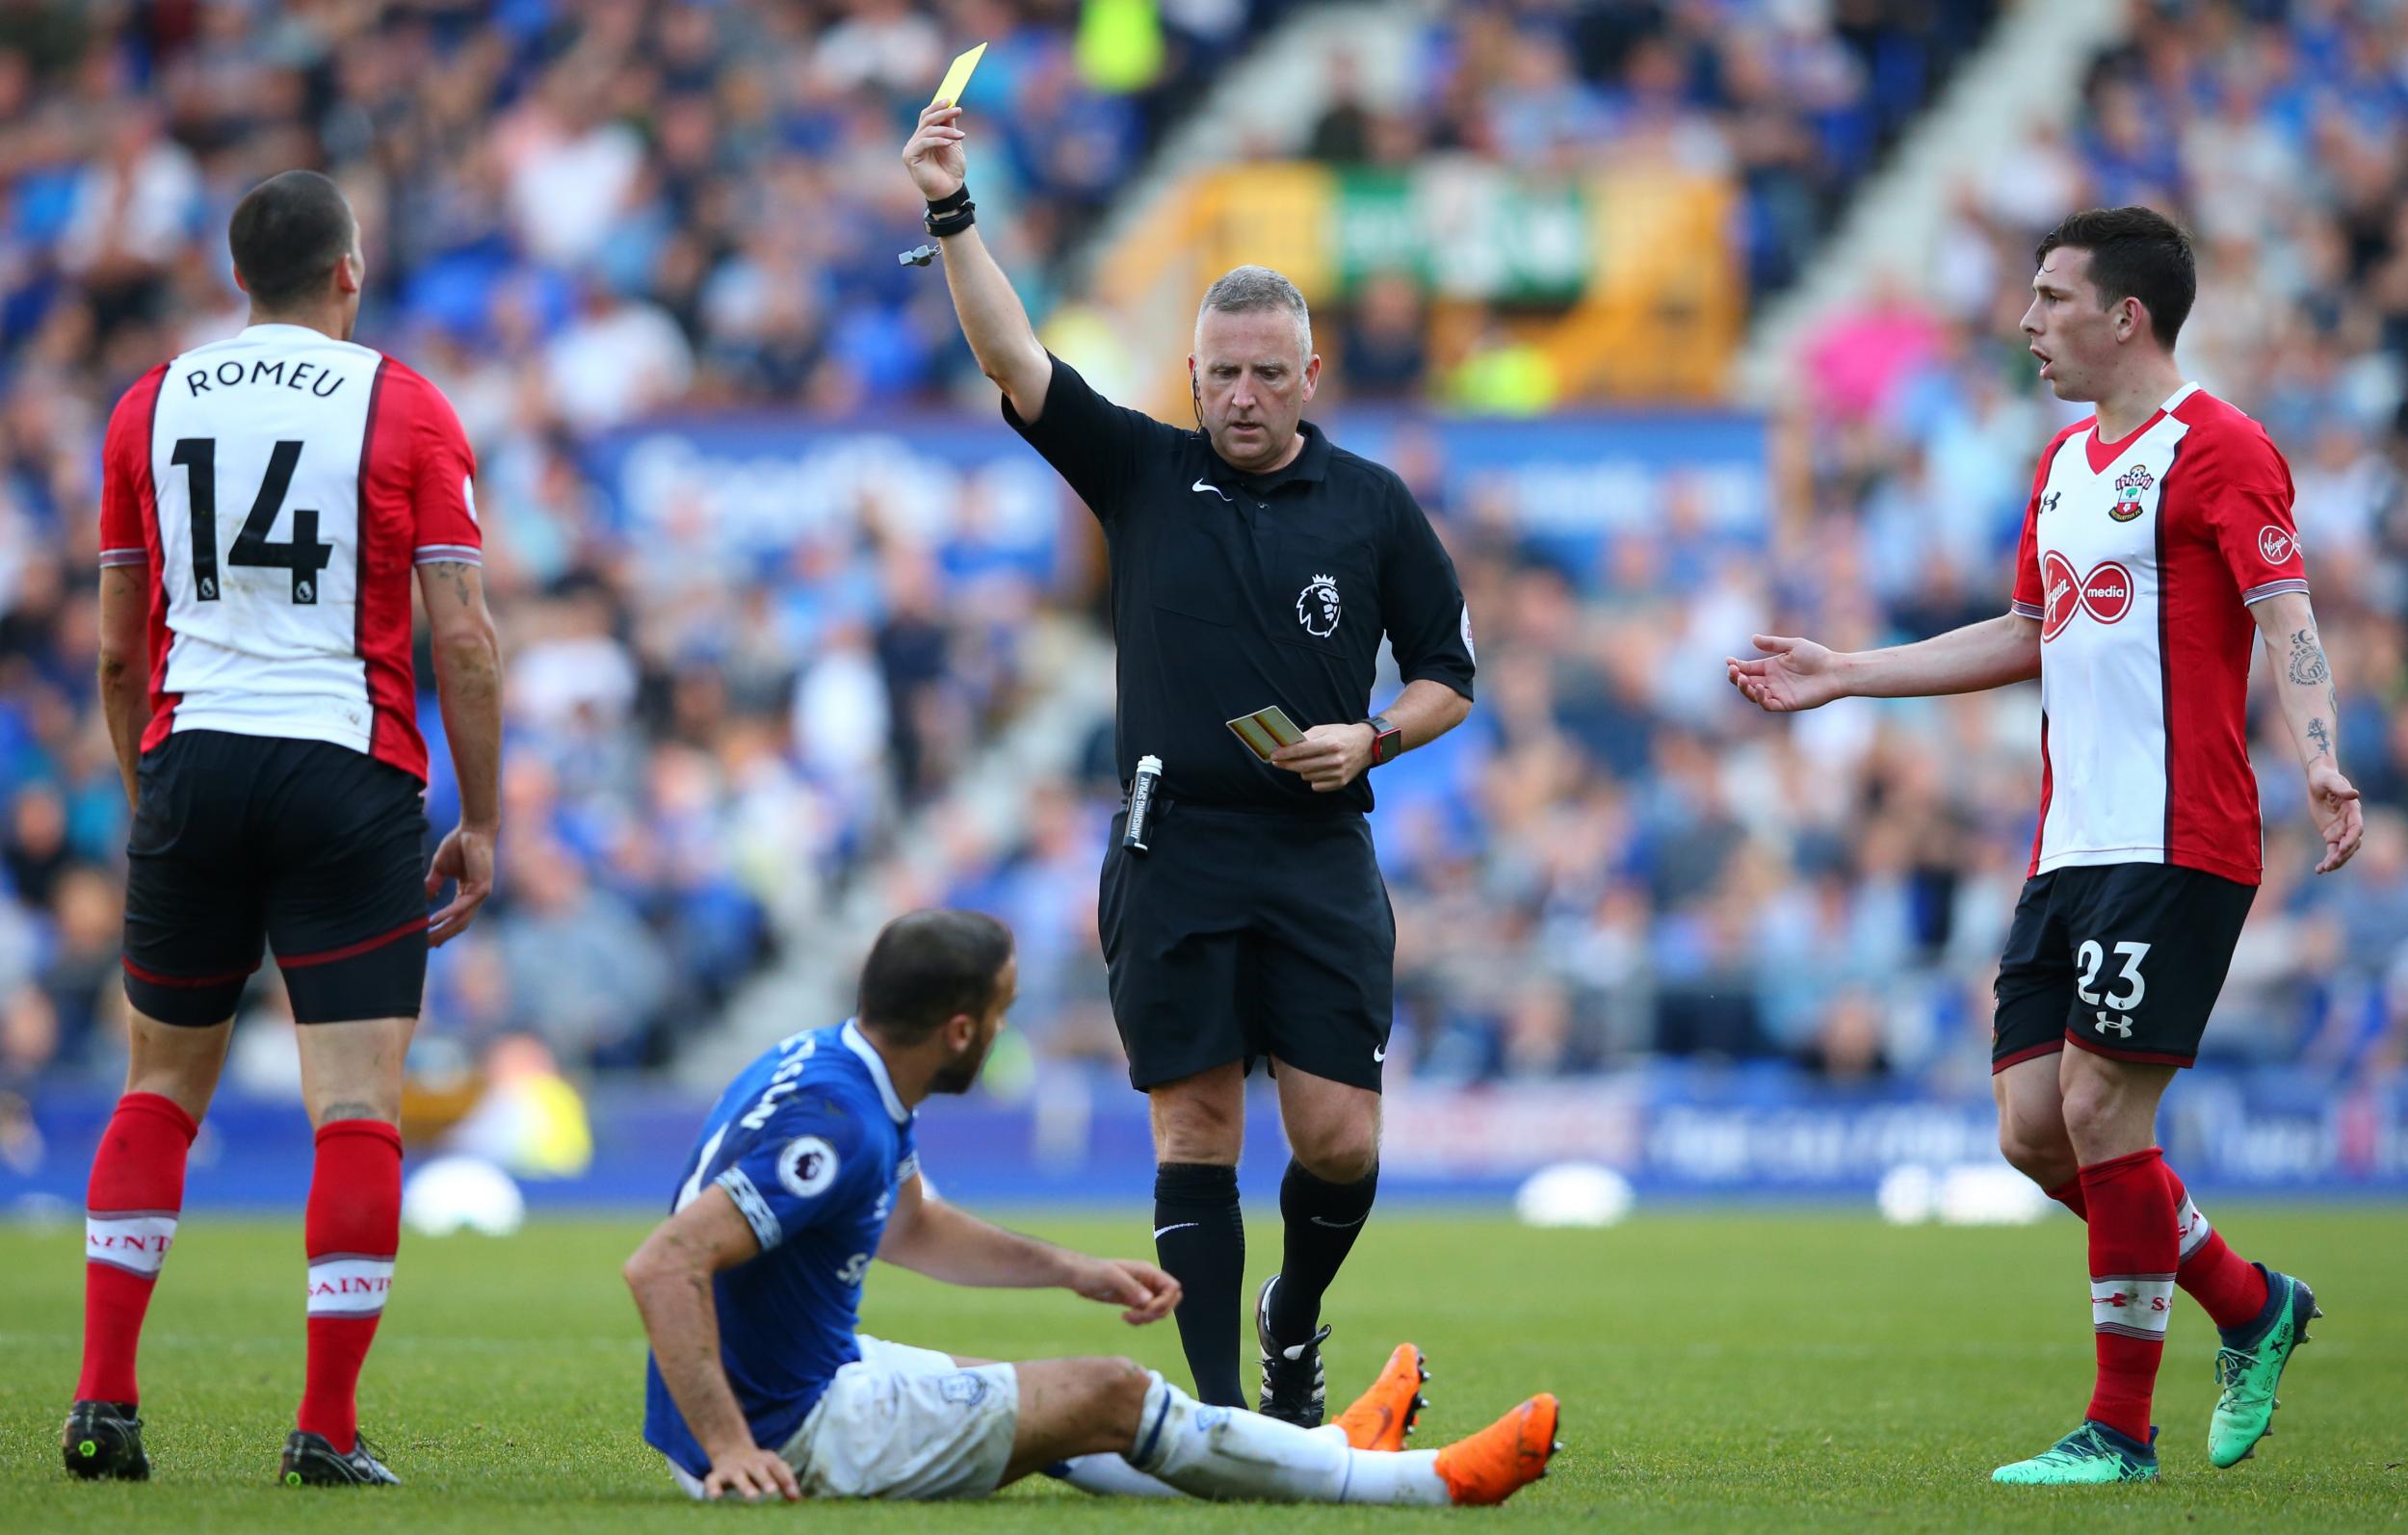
[2076,937,2149,1036]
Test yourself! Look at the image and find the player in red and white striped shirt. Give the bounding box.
[1729,208,2360,1484]
[65,171,503,1489]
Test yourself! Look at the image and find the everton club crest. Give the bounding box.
[2110,464,2154,522]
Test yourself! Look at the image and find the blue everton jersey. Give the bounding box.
[642,1021,918,1476]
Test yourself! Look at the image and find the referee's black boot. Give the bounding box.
[280,1428,401,1487]
[1256,1275,1332,1427]
[63,1399,150,1480]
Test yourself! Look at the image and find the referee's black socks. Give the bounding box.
[1268,1158,1378,1346]
[1152,1161,1247,1407]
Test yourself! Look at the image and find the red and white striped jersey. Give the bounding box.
[2008,383,2308,887]
[98,324,482,783]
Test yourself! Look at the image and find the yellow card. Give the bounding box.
[931,43,986,107]
[1226,706,1305,762]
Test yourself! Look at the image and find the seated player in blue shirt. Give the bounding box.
[627,909,1559,1505]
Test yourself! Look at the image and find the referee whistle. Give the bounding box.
[1124,754,1164,855]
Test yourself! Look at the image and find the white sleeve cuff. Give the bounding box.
[716,1168,783,1251]
[2240,578,2309,606]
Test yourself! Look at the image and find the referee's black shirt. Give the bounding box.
[1006,356,1476,815]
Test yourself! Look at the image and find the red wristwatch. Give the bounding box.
[1365,714,1402,768]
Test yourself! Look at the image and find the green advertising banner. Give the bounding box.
[1326,167,1591,303]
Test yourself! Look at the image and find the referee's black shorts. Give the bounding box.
[122,729,431,1027]
[1099,799,1394,1093]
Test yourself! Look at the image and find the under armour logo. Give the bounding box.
[2042,491,2061,515]
[2093,1011,2133,1039]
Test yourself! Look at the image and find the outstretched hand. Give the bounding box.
[903,102,967,200]
[1070,1258,1181,1325]
[1726,634,1847,713]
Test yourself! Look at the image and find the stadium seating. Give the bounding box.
[0,0,2400,1117]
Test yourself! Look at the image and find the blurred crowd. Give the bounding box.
[4,0,2404,1106]
[1306,0,2002,402]
[918,0,2408,1094]
[1610,0,2407,1087]
[0,0,1257,1091]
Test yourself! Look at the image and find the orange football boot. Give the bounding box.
[1433,1392,1559,1506]
[1332,1343,1428,1452]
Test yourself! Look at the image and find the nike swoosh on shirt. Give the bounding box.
[1372,1045,1387,1063]
[1191,479,1231,500]
[1153,1222,1200,1239]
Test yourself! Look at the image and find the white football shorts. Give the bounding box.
[667,1335,1020,1501]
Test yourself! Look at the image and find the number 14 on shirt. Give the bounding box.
[170,435,334,605]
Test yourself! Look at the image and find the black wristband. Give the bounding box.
[925,191,975,238]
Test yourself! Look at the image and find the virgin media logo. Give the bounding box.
[2041,552,2136,640]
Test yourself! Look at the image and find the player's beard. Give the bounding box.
[928,1032,995,1096]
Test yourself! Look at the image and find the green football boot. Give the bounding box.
[2210,1267,2320,1469]
[1992,1421,2159,1484]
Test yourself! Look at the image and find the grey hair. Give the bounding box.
[1196,265,1312,356]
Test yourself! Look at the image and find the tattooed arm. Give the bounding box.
[2252,589,2362,873]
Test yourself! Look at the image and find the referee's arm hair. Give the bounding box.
[903,103,1051,420]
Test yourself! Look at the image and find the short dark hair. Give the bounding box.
[856,910,1014,1041]
[228,170,356,311]
[2034,206,2195,350]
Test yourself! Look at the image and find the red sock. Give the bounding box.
[2048,1168,2269,1330]
[77,1093,199,1405]
[2163,1163,2269,1330]
[2079,1148,2175,1444]
[297,1120,403,1453]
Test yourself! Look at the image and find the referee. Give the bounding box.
[904,103,1476,1423]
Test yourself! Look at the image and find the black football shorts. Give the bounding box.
[1991,861,2256,1073]
[122,729,431,1027]
[1098,800,1395,1093]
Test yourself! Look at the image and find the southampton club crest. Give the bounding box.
[1296,572,1341,638]
[2111,464,2154,521]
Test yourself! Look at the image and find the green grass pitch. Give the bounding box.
[2,1209,2403,1531]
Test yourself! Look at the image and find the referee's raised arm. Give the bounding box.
[903,102,1051,421]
